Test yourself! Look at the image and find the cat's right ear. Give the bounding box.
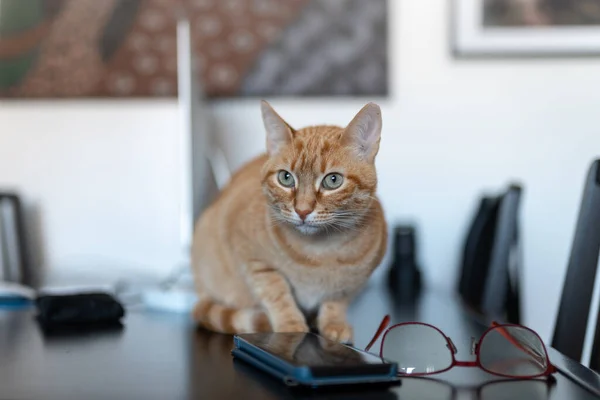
[261,100,294,156]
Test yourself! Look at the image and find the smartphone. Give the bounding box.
[232,332,400,388]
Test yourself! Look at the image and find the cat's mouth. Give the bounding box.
[284,216,326,235]
[294,223,321,235]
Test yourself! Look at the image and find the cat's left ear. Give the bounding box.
[261,100,295,156]
[343,102,382,163]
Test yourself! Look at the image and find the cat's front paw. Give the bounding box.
[320,322,353,344]
[274,319,309,333]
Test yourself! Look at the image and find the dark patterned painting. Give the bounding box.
[0,0,388,98]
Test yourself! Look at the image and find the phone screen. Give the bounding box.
[239,332,391,373]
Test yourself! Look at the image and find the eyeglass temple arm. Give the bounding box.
[491,321,556,371]
[490,321,532,354]
[365,315,391,352]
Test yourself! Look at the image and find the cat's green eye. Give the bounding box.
[322,173,344,190]
[277,170,295,188]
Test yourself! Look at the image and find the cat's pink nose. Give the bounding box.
[295,208,312,221]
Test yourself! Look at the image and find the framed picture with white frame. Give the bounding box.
[453,0,600,56]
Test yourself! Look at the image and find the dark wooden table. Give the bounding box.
[1,284,599,400]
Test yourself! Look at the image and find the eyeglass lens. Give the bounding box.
[479,326,548,377]
[382,324,453,375]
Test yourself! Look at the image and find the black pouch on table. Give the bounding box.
[35,292,125,328]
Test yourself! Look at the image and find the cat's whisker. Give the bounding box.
[330,224,359,234]
[334,214,371,230]
[267,219,281,228]
[268,211,293,228]
[269,217,285,227]
[327,223,343,234]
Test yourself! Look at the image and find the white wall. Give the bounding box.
[0,101,183,282]
[1,0,599,341]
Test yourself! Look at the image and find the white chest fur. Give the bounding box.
[283,263,370,314]
[293,284,328,313]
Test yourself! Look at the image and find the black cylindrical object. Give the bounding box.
[388,225,422,304]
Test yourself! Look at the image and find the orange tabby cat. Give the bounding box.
[191,101,387,343]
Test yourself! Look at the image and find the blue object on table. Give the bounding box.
[0,295,33,308]
[0,281,36,308]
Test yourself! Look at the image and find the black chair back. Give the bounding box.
[482,185,522,323]
[458,184,523,323]
[552,160,600,369]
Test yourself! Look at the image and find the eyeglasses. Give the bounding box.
[365,315,557,379]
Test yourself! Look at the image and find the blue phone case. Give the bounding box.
[232,334,400,388]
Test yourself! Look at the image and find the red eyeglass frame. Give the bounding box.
[365,315,557,379]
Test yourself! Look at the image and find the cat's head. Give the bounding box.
[260,101,382,235]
